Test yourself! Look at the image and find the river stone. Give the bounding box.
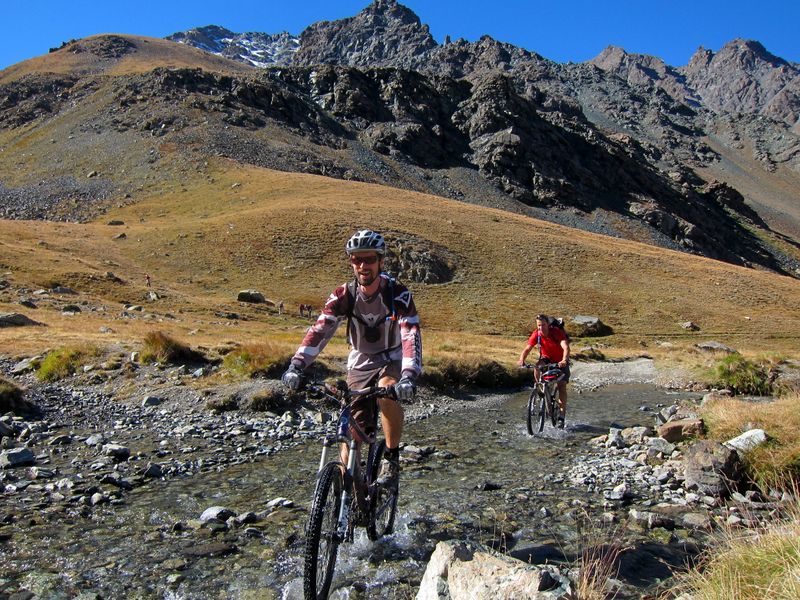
[416,540,571,600]
[725,429,768,452]
[182,542,237,558]
[657,419,705,443]
[683,440,743,498]
[200,506,236,523]
[646,437,675,455]
[0,447,36,468]
[102,444,130,462]
[621,426,653,445]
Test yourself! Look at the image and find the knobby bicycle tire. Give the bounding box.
[367,440,399,541]
[546,385,558,427]
[526,389,538,435]
[304,461,344,600]
[538,388,546,433]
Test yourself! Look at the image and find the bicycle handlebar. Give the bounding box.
[304,382,397,404]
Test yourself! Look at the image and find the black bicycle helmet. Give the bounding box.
[345,229,386,255]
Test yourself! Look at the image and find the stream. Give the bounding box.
[2,384,700,599]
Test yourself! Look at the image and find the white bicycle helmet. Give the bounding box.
[345,229,386,255]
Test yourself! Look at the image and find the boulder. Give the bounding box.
[681,321,700,331]
[0,313,40,328]
[725,429,768,452]
[621,426,653,445]
[237,290,266,303]
[568,315,612,337]
[695,341,737,354]
[416,540,572,600]
[200,506,236,523]
[657,419,705,443]
[683,440,744,498]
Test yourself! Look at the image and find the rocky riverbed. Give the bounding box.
[0,355,795,599]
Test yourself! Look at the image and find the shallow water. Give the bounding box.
[1,384,698,599]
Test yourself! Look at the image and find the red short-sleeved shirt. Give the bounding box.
[528,327,567,362]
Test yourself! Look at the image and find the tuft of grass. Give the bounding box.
[1,377,34,415]
[222,342,293,379]
[710,354,773,396]
[571,513,626,600]
[701,392,800,488]
[141,331,205,365]
[206,395,238,413]
[670,496,800,600]
[421,357,528,391]
[36,345,100,381]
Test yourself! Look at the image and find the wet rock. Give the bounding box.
[200,506,236,523]
[0,447,36,468]
[102,444,130,462]
[182,541,237,557]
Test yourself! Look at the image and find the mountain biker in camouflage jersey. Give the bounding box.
[282,229,422,486]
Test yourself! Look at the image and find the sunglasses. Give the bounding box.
[350,255,379,265]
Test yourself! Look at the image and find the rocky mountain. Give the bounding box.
[1,1,799,277]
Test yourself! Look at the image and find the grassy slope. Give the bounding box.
[1,160,799,365]
[0,34,253,83]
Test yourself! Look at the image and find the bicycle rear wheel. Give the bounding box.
[526,389,538,435]
[304,462,344,600]
[367,441,398,541]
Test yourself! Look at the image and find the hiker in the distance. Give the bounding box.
[282,229,422,487]
[518,313,571,427]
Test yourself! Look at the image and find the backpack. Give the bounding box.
[344,275,398,345]
[539,316,570,342]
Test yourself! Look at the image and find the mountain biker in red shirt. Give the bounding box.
[518,314,571,427]
[282,229,422,488]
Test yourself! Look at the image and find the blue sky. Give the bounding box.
[2,1,799,71]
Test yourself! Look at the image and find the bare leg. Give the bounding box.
[378,375,403,448]
[557,381,568,414]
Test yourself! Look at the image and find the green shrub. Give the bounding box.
[711,354,772,395]
[141,331,205,365]
[36,346,99,382]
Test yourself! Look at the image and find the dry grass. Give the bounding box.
[140,331,205,365]
[222,342,294,379]
[670,497,800,600]
[1,163,799,371]
[700,392,800,487]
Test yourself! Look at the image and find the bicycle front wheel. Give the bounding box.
[304,461,344,600]
[367,441,398,541]
[538,390,546,433]
[526,389,538,435]
[546,385,558,427]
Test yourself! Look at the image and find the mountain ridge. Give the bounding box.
[1,1,799,279]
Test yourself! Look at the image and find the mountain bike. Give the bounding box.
[522,362,566,434]
[303,381,399,600]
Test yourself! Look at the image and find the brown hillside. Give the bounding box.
[1,163,798,360]
[0,34,252,84]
